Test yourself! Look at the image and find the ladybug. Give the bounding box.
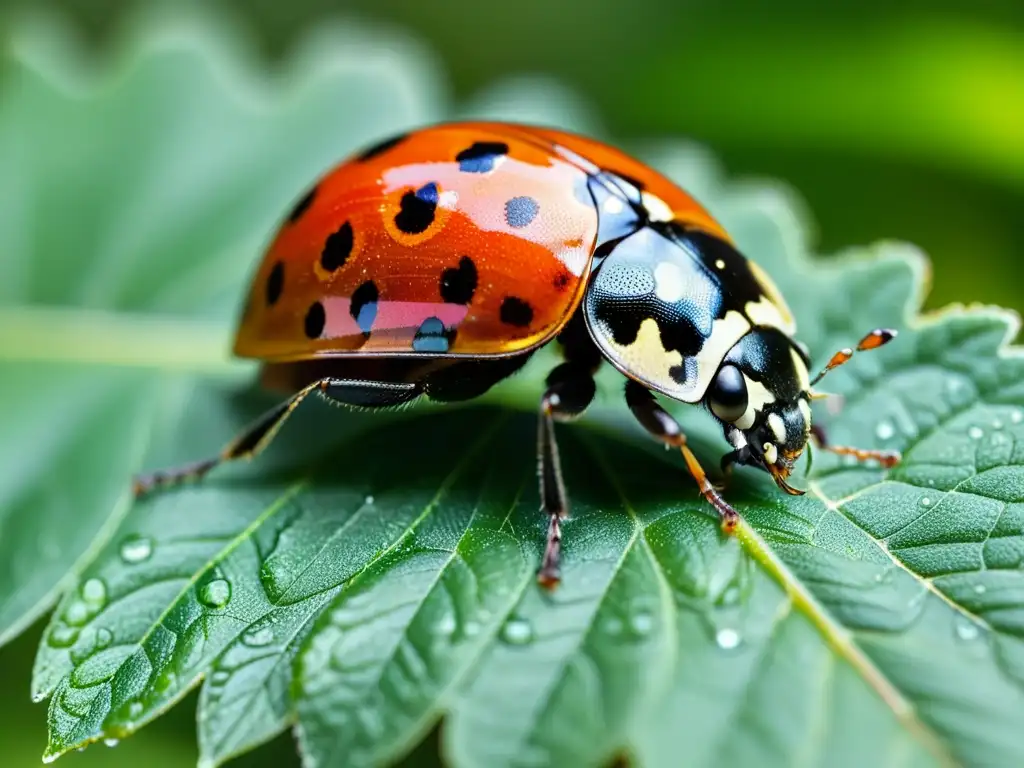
[135,122,900,588]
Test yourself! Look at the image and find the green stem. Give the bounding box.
[0,305,247,378]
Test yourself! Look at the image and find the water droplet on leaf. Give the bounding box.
[875,420,895,440]
[968,426,984,440]
[500,617,534,646]
[715,628,742,650]
[103,738,119,748]
[603,617,623,636]
[63,601,90,627]
[1012,409,1023,424]
[198,579,232,609]
[974,584,987,595]
[954,617,980,641]
[243,627,274,647]
[119,535,153,564]
[82,578,107,606]
[95,627,113,649]
[992,419,1004,430]
[434,614,456,637]
[464,620,481,637]
[128,702,144,720]
[364,495,375,505]
[48,624,79,648]
[630,611,653,637]
[920,497,932,507]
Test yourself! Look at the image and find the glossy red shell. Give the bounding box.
[233,122,728,363]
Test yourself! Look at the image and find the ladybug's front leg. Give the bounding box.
[536,362,597,589]
[810,423,900,468]
[624,381,740,533]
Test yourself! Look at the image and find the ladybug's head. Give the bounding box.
[704,327,812,495]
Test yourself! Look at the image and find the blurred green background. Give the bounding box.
[1,0,1022,765]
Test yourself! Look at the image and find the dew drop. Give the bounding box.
[992,419,1004,430]
[500,617,534,646]
[974,584,987,595]
[96,628,113,649]
[198,579,232,610]
[464,620,481,638]
[63,601,90,627]
[82,578,107,606]
[434,613,456,637]
[103,738,119,748]
[968,426,984,440]
[603,617,623,636]
[875,420,895,440]
[721,586,741,606]
[630,611,654,637]
[47,624,79,648]
[119,535,153,564]
[954,617,981,641]
[128,702,144,719]
[243,627,274,647]
[920,497,932,507]
[715,628,742,650]
[1012,409,1023,424]
[364,495,375,506]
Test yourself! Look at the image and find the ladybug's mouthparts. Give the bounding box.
[767,462,805,496]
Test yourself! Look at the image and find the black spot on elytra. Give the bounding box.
[504,196,539,229]
[395,183,439,234]
[553,271,572,292]
[304,301,326,339]
[266,261,284,306]
[456,141,509,173]
[412,316,454,353]
[440,256,478,304]
[355,132,408,161]
[350,280,379,335]
[321,221,354,272]
[288,187,317,223]
[500,296,533,328]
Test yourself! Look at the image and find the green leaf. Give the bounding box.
[5,7,1024,768]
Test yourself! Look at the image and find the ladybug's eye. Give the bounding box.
[708,364,748,424]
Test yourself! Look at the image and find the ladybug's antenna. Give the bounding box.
[808,328,897,387]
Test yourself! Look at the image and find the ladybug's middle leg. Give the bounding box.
[624,380,740,533]
[536,361,597,588]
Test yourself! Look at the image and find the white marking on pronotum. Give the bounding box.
[729,430,748,450]
[798,397,812,427]
[735,375,776,430]
[791,348,811,391]
[744,296,793,334]
[763,442,779,465]
[653,261,687,303]
[768,412,787,443]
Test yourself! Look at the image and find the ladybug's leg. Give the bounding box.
[537,361,597,588]
[132,378,420,497]
[624,380,740,533]
[809,422,900,468]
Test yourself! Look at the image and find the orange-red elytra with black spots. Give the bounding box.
[135,121,901,589]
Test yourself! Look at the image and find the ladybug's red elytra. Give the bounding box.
[135,122,900,588]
